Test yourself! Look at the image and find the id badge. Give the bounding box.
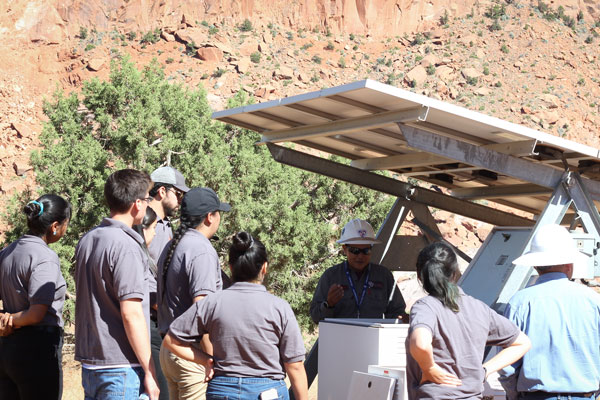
[260,388,279,400]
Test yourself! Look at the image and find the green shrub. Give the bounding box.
[412,33,425,46]
[440,10,449,25]
[140,28,161,45]
[483,66,490,75]
[500,44,509,53]
[250,52,261,63]
[126,31,137,41]
[312,55,322,64]
[239,19,253,32]
[185,42,198,56]
[208,25,219,35]
[79,27,88,39]
[338,57,346,68]
[585,35,594,44]
[490,19,502,31]
[201,21,209,27]
[213,67,227,78]
[165,57,174,64]
[349,33,355,41]
[325,41,335,50]
[426,64,436,75]
[286,31,294,40]
[466,76,478,85]
[485,4,506,19]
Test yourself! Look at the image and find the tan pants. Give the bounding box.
[159,343,207,400]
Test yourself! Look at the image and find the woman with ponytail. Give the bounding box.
[163,232,308,400]
[0,194,71,400]
[406,242,531,399]
[157,187,230,400]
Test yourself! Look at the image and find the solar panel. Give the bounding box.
[213,79,600,217]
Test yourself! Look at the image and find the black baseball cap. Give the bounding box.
[181,187,231,217]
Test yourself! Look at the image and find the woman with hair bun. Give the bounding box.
[163,232,308,400]
[0,194,71,400]
[406,242,530,399]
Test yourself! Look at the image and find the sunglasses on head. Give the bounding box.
[346,246,372,255]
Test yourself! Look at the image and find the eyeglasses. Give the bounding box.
[346,246,372,255]
[168,188,183,201]
[138,196,153,203]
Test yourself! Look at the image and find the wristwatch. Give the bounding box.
[323,301,333,309]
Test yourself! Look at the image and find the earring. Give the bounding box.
[53,231,57,235]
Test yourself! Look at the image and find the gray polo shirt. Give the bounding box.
[310,262,406,323]
[74,218,150,366]
[169,282,305,379]
[148,217,173,263]
[406,288,520,400]
[0,235,66,327]
[157,229,222,335]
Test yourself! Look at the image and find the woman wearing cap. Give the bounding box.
[163,232,308,400]
[406,242,530,399]
[0,194,71,400]
[157,187,230,400]
[310,219,408,323]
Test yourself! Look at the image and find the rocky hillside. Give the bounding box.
[1,0,600,249]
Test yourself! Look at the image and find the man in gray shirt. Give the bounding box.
[74,169,159,400]
[148,166,190,262]
[310,219,407,323]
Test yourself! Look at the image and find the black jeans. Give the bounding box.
[0,325,63,400]
[150,318,169,400]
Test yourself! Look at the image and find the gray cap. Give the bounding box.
[151,166,190,193]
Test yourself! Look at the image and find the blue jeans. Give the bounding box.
[518,392,597,400]
[207,376,289,400]
[82,366,145,400]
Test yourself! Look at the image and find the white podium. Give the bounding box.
[318,319,409,400]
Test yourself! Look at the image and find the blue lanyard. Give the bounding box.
[344,262,370,318]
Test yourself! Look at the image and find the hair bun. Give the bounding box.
[23,201,42,219]
[232,231,254,252]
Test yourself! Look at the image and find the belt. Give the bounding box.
[17,325,62,335]
[521,391,596,399]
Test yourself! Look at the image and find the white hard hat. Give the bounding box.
[337,219,381,245]
[513,224,589,267]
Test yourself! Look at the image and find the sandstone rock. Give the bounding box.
[420,54,439,67]
[539,94,560,109]
[161,31,175,42]
[521,106,533,114]
[262,33,273,44]
[273,66,294,80]
[87,58,105,71]
[211,42,234,55]
[297,72,310,82]
[235,58,251,74]
[10,122,31,138]
[254,87,267,98]
[476,48,485,59]
[405,65,427,87]
[239,41,259,56]
[13,161,32,176]
[197,47,223,62]
[436,65,454,82]
[175,28,206,45]
[461,68,481,80]
[0,180,21,194]
[537,110,560,124]
[475,87,490,96]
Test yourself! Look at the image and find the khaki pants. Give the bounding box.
[159,343,207,400]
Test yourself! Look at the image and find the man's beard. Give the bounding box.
[164,204,179,218]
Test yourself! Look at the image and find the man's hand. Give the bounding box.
[0,313,14,336]
[326,284,344,306]
[420,363,462,386]
[143,370,160,400]
[202,357,215,382]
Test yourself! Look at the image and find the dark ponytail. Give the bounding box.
[229,232,268,283]
[416,242,460,312]
[24,194,71,237]
[162,214,205,288]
